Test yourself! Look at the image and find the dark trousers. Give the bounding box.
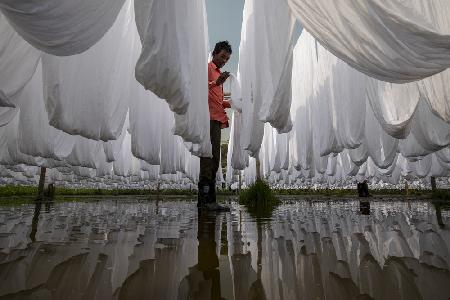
[200,120,221,184]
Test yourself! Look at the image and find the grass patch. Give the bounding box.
[0,185,38,196]
[54,187,198,196]
[0,185,200,197]
[0,184,439,203]
[239,179,280,219]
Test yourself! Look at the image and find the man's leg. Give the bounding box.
[199,120,216,207]
[209,121,221,203]
[198,157,212,207]
[200,121,229,211]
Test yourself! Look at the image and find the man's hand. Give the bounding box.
[215,71,230,86]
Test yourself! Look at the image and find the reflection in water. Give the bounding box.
[178,211,221,299]
[359,201,370,215]
[29,201,54,242]
[0,199,449,299]
[29,202,41,243]
[433,202,449,228]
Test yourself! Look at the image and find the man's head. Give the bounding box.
[212,41,232,69]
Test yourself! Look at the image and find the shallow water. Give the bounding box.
[0,198,449,300]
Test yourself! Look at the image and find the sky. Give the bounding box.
[206,0,245,143]
[205,1,302,143]
[205,0,245,76]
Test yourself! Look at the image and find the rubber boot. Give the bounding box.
[197,182,210,208]
[203,180,230,212]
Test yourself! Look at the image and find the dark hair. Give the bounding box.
[212,41,232,55]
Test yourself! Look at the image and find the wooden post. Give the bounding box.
[431,176,437,191]
[156,179,161,203]
[255,158,261,180]
[238,171,242,195]
[405,180,409,196]
[37,167,46,201]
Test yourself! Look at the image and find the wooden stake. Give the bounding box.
[431,176,437,191]
[238,171,242,195]
[405,180,409,196]
[256,157,261,180]
[37,167,46,201]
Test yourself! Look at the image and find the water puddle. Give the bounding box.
[0,198,449,299]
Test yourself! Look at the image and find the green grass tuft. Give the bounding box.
[239,179,280,219]
[0,185,200,197]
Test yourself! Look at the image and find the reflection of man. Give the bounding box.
[198,41,233,211]
[178,211,223,299]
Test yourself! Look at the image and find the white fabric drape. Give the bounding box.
[0,13,40,108]
[41,0,135,141]
[135,0,211,157]
[286,0,450,83]
[226,74,248,171]
[237,0,296,157]
[254,0,296,133]
[129,85,164,166]
[134,0,188,114]
[173,0,211,157]
[289,31,315,172]
[0,0,125,56]
[16,62,76,160]
[230,27,450,187]
[366,79,419,139]
[418,70,450,123]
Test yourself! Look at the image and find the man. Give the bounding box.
[198,41,233,211]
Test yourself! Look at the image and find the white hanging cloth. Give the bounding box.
[41,0,135,141]
[14,61,76,161]
[0,0,125,56]
[253,0,296,133]
[286,0,450,83]
[366,79,420,139]
[0,12,40,109]
[237,0,264,157]
[134,0,211,156]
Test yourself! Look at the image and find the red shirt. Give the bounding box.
[208,62,231,128]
